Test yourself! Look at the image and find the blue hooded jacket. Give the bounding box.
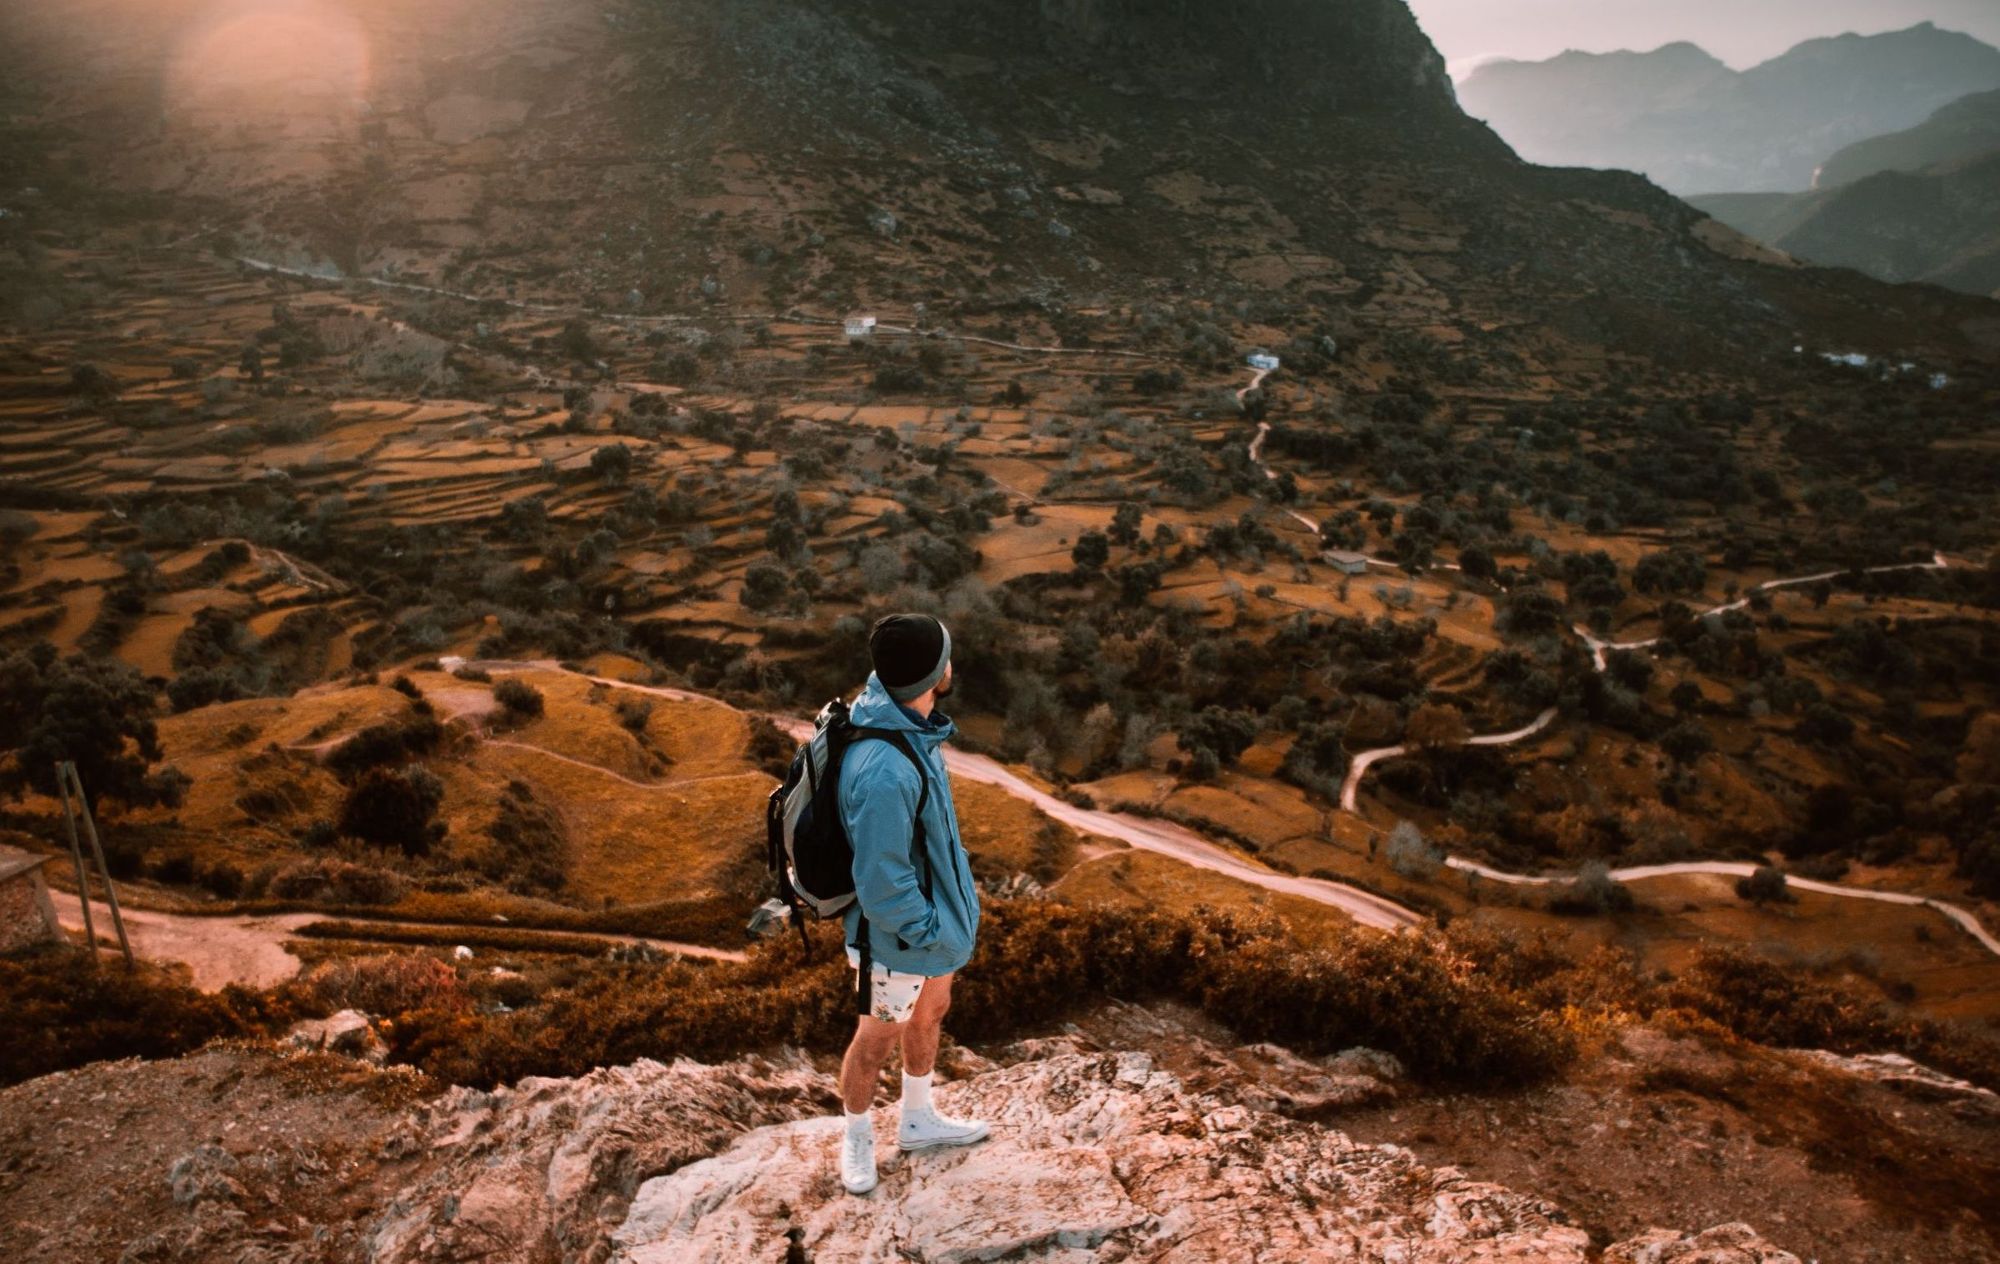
[839,672,981,977]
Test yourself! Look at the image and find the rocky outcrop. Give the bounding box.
[606,1050,1796,1263]
[1793,1049,2000,1117]
[0,1033,1907,1264]
[1604,1223,1802,1264]
[367,1053,835,1264]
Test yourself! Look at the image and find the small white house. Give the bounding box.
[1323,549,1371,576]
[844,315,878,343]
[1248,353,1281,372]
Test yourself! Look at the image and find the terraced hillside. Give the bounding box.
[0,0,1994,1108]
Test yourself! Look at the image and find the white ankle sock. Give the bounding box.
[901,1071,934,1114]
[845,1109,872,1136]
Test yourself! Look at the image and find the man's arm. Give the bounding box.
[845,751,940,950]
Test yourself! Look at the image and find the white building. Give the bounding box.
[844,315,878,342]
[1248,352,1281,372]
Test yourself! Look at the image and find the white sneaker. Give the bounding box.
[898,1105,990,1152]
[839,1121,878,1195]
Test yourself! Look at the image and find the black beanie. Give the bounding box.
[869,613,951,701]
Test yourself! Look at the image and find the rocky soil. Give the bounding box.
[11,1002,1989,1263]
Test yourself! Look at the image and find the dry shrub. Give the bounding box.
[745,716,795,779]
[1194,924,1571,1084]
[474,780,567,895]
[385,903,1578,1090]
[303,953,465,1019]
[325,716,443,781]
[268,857,407,905]
[0,947,296,1087]
[388,943,855,1089]
[1662,945,2000,1090]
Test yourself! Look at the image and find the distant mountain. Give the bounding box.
[1694,149,2000,298]
[5,0,1993,370]
[1814,87,2000,187]
[1457,22,2000,194]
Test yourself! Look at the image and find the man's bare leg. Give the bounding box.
[893,973,987,1151]
[839,972,951,1110]
[840,1015,903,1114]
[898,972,953,1076]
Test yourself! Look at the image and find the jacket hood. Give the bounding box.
[849,672,956,741]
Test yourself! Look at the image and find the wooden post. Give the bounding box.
[60,762,132,969]
[54,763,98,964]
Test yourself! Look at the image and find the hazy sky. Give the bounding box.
[1407,0,2000,79]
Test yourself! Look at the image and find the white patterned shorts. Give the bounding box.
[846,945,928,1024]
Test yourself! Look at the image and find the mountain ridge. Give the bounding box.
[1458,21,2000,194]
[3,0,1995,372]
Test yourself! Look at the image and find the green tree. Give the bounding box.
[1177,707,1258,767]
[590,444,633,486]
[1109,502,1143,548]
[0,643,180,810]
[741,562,792,612]
[338,765,445,856]
[1659,720,1713,766]
[1735,865,1795,906]
[1071,530,1111,573]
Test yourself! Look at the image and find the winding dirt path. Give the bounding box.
[440,659,2000,957]
[49,891,745,992]
[1445,858,2000,958]
[440,658,1423,932]
[1339,708,1559,813]
[1575,554,1953,669]
[1241,367,1444,567]
[1232,362,1992,953]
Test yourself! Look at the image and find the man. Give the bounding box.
[835,612,988,1195]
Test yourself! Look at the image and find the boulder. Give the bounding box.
[1604,1222,1803,1264]
[286,1009,386,1064]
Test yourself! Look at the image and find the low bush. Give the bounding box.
[9,906,1995,1104]
[385,903,1577,1089]
[494,679,544,720]
[267,858,407,905]
[745,716,794,779]
[474,781,568,895]
[1664,946,2000,1090]
[615,698,653,734]
[301,953,465,1019]
[324,717,443,782]
[337,766,444,855]
[1546,862,1636,916]
[0,948,296,1087]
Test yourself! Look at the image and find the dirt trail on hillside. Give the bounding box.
[441,658,2000,959]
[441,658,1424,932]
[49,891,746,991]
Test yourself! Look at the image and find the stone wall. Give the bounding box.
[0,867,61,953]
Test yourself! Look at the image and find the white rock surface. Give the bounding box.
[368,1052,833,1264]
[1793,1049,2000,1115]
[285,1008,386,1064]
[612,1050,1616,1262]
[1604,1221,1804,1263]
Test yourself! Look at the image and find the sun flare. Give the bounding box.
[164,0,371,119]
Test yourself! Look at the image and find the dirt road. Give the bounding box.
[443,658,1423,932]
[50,891,746,991]
[444,659,2000,957]
[1446,857,2000,958]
